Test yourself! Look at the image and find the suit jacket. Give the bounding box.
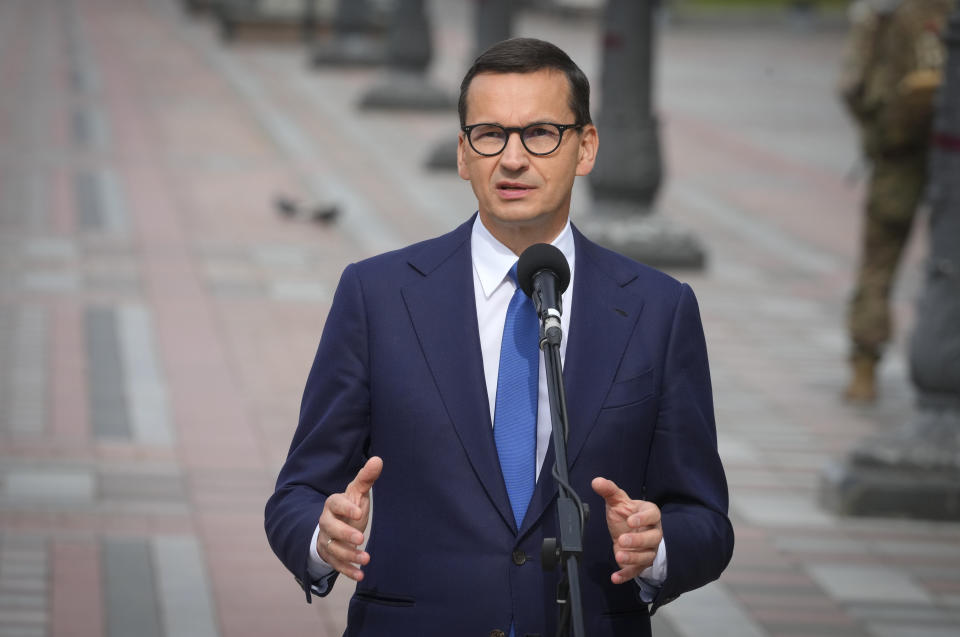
[265,218,734,637]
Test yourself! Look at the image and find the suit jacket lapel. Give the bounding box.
[520,227,645,537]
[401,221,518,533]
[563,230,645,468]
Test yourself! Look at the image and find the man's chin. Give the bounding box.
[484,206,554,227]
[480,207,568,243]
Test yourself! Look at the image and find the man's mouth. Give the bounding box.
[497,182,534,199]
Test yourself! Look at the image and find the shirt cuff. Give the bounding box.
[307,524,336,595]
[635,536,667,603]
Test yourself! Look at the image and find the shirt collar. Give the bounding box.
[471,215,575,299]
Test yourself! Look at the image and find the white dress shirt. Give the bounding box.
[470,216,574,479]
[308,216,666,601]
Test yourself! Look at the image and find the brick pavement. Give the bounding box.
[1,0,959,636]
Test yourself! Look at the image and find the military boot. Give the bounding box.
[844,356,878,403]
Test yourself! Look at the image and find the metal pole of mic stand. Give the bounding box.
[540,325,586,637]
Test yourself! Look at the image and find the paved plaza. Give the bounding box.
[1,0,959,635]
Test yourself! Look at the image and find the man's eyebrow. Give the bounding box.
[470,118,565,126]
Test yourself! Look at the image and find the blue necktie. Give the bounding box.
[494,263,539,529]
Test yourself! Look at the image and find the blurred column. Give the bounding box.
[579,0,705,270]
[302,0,318,42]
[786,0,817,31]
[358,0,455,111]
[424,0,514,170]
[310,0,386,67]
[182,0,218,16]
[821,4,960,521]
[473,0,513,52]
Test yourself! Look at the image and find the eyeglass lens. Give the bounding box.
[468,124,564,155]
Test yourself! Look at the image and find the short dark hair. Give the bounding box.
[458,37,592,128]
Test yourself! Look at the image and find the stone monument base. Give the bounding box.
[424,137,459,171]
[218,8,321,43]
[311,35,386,67]
[576,206,706,270]
[359,71,455,111]
[819,408,960,520]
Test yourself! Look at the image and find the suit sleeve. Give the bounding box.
[264,263,372,602]
[647,283,734,613]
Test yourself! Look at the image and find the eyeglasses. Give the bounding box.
[461,122,583,157]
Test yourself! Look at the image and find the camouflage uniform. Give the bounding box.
[839,0,952,364]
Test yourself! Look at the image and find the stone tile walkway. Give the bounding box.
[1,1,958,636]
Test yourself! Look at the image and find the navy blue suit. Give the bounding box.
[265,218,733,636]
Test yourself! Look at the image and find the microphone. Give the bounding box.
[517,243,570,346]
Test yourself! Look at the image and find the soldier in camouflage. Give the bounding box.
[838,0,952,402]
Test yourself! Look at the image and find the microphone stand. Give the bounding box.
[538,309,587,637]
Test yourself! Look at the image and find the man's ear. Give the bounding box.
[457,133,471,180]
[575,124,599,177]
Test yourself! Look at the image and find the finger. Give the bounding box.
[319,513,365,547]
[611,563,649,585]
[346,456,384,498]
[591,477,630,506]
[324,493,363,523]
[614,548,657,569]
[627,503,661,529]
[317,532,370,583]
[617,530,661,551]
[326,549,367,583]
[322,536,370,568]
[610,549,657,585]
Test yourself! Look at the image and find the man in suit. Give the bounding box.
[265,37,733,636]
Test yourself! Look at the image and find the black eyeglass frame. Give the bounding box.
[460,122,584,157]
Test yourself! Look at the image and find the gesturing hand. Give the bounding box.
[591,477,662,585]
[317,456,383,582]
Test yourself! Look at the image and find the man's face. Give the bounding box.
[457,70,598,252]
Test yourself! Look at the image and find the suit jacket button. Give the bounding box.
[490,630,506,637]
[512,550,527,565]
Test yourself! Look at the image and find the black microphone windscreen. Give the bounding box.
[517,243,570,298]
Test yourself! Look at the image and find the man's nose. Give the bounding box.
[499,131,529,170]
